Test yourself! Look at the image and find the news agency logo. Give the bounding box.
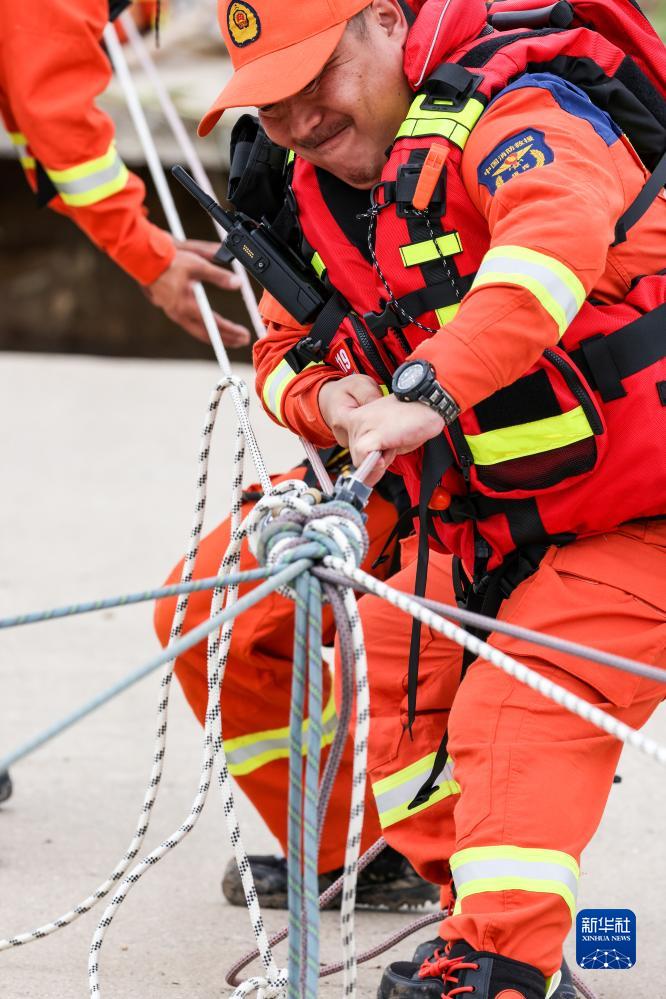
[576,909,636,969]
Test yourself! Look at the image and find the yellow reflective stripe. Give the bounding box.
[372,752,460,829]
[311,251,326,277]
[453,877,577,920]
[45,142,129,207]
[395,95,484,149]
[262,358,318,424]
[435,303,460,326]
[471,246,586,337]
[227,695,337,776]
[399,232,462,267]
[450,845,579,921]
[464,405,593,466]
[8,131,35,170]
[287,149,295,165]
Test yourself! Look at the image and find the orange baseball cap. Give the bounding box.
[198,0,370,136]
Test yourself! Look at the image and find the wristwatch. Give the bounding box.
[392,359,461,424]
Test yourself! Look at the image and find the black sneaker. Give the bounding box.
[222,846,439,910]
[0,770,12,804]
[379,939,577,999]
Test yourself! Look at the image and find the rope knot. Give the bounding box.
[252,485,369,593]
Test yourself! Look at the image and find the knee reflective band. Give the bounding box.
[396,94,485,148]
[44,141,129,207]
[450,845,580,921]
[262,358,321,424]
[471,246,586,338]
[372,752,459,829]
[225,693,337,777]
[8,132,35,171]
[464,406,594,466]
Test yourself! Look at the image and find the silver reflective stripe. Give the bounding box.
[373,756,454,815]
[52,155,125,198]
[226,710,337,775]
[454,858,579,899]
[474,253,581,326]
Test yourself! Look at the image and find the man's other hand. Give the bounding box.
[145,239,251,346]
[318,374,384,447]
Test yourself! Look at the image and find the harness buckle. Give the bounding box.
[363,300,406,335]
[421,65,483,112]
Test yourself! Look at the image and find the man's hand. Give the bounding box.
[318,374,384,447]
[347,393,445,484]
[145,239,251,346]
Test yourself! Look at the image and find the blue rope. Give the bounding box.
[287,573,308,999]
[0,569,271,631]
[0,559,312,773]
[302,574,323,999]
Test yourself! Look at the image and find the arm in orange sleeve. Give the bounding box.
[411,81,632,412]
[0,0,174,285]
[254,292,341,447]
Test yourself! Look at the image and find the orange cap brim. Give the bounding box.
[198,21,347,136]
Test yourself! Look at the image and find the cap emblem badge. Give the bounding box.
[227,1,261,47]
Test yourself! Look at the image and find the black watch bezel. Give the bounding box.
[392,359,436,402]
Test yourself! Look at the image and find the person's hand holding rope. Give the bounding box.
[145,238,251,346]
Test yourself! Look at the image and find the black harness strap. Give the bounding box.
[570,303,666,401]
[406,434,455,735]
[285,292,350,372]
[364,278,474,335]
[407,543,550,810]
[614,147,666,245]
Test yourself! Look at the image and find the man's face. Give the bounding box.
[257,2,411,189]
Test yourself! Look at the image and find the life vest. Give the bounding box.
[271,0,666,583]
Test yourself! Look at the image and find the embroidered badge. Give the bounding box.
[478,129,554,194]
[227,1,261,47]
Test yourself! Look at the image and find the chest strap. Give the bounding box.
[569,303,666,402]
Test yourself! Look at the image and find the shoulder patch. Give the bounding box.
[478,129,554,195]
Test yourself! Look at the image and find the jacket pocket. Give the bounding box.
[451,347,606,499]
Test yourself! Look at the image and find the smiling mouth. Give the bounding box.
[313,125,349,151]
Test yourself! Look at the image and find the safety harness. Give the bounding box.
[235,0,666,795]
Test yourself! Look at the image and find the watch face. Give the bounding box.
[396,363,424,393]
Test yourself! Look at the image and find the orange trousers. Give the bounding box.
[154,466,396,872]
[356,522,666,978]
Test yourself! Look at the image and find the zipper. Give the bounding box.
[392,325,413,354]
[350,313,394,386]
[544,348,604,435]
[447,419,474,482]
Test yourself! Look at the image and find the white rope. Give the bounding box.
[102,21,272,495]
[331,560,666,766]
[111,17,334,495]
[0,375,249,951]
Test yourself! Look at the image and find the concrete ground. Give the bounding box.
[0,353,663,999]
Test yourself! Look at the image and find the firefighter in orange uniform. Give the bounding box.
[197,0,666,996]
[0,0,249,346]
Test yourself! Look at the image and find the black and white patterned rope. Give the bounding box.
[326,559,666,767]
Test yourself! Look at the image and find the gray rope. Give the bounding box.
[0,569,269,630]
[287,575,308,999]
[0,565,305,776]
[326,560,666,766]
[314,566,666,686]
